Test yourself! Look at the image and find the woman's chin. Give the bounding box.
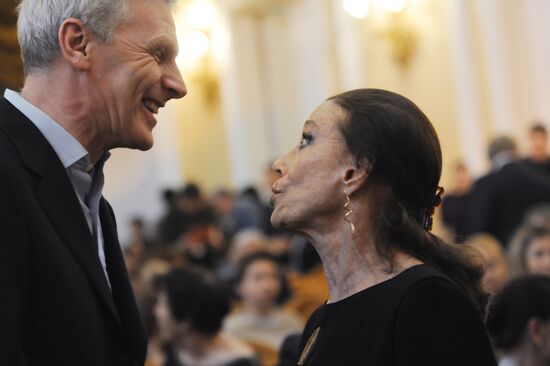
[271,213,291,231]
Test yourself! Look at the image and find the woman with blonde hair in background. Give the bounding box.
[508,225,550,279]
[467,233,509,295]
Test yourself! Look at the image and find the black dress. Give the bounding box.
[297,265,497,366]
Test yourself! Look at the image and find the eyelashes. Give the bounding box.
[299,132,313,149]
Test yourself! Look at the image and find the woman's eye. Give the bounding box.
[299,133,313,148]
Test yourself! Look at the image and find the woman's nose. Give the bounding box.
[272,149,293,177]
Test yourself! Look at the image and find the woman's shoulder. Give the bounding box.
[393,267,497,365]
[393,264,481,319]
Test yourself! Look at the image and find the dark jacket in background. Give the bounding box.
[463,161,550,247]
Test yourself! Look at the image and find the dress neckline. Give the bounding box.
[325,264,427,306]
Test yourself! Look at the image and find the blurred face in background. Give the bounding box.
[476,244,508,294]
[526,235,550,277]
[530,130,548,162]
[453,163,472,194]
[239,259,281,311]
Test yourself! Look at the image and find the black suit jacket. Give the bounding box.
[463,161,550,247]
[0,97,147,365]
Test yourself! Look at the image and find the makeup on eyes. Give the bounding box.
[299,131,313,149]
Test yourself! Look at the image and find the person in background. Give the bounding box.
[466,233,509,295]
[178,184,216,225]
[441,161,473,243]
[524,204,550,229]
[269,88,496,365]
[522,123,550,178]
[212,187,268,240]
[157,188,187,247]
[508,225,550,279]
[441,162,472,243]
[486,275,550,366]
[225,252,303,366]
[0,0,186,363]
[154,267,258,366]
[217,228,268,282]
[212,189,238,239]
[127,217,155,249]
[177,219,225,270]
[464,136,550,247]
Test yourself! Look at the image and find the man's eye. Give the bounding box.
[153,51,164,63]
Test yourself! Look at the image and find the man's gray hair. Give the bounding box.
[17,0,131,73]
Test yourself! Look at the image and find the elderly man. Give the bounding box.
[0,0,186,365]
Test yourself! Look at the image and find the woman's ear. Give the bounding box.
[342,160,372,195]
[58,18,92,70]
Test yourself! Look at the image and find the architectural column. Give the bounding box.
[472,0,515,135]
[522,0,550,128]
[330,0,367,91]
[448,0,486,175]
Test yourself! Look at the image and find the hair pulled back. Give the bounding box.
[329,88,489,316]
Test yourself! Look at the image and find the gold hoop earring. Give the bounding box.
[344,193,356,235]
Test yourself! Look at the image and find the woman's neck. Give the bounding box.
[305,220,421,303]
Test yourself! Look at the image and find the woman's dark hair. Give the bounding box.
[235,251,291,305]
[156,266,231,336]
[329,88,489,316]
[486,275,550,350]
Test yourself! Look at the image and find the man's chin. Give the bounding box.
[122,137,154,151]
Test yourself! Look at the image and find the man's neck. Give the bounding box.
[21,70,106,164]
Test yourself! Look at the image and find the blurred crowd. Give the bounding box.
[442,124,550,365]
[122,165,327,366]
[122,124,550,366]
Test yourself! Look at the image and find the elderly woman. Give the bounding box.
[270,89,496,365]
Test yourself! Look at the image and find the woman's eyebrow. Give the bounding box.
[304,120,319,130]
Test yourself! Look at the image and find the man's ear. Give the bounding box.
[58,18,92,70]
[342,160,372,195]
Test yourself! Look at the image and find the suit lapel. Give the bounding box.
[101,197,148,362]
[0,98,121,324]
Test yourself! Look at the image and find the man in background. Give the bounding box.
[464,137,550,247]
[0,0,186,364]
[522,123,550,177]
